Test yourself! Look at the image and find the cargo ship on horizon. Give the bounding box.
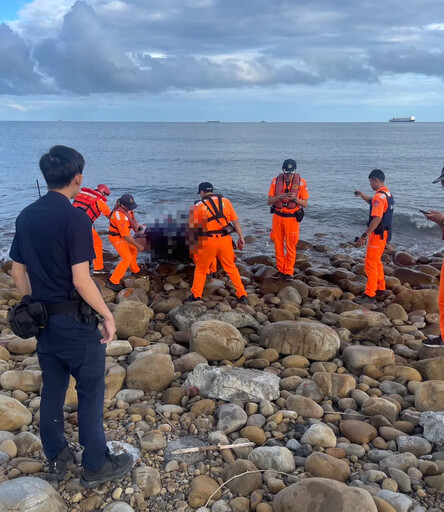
[389,116,415,122]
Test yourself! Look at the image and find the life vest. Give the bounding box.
[109,207,138,237]
[73,187,105,223]
[199,194,232,236]
[273,173,301,210]
[368,190,394,242]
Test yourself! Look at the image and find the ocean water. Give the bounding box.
[1,121,443,261]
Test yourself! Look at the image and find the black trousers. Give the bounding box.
[36,314,107,472]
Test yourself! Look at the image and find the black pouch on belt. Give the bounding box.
[69,288,99,328]
[7,295,48,339]
[295,208,305,222]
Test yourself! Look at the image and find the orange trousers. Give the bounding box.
[193,256,217,274]
[364,231,388,297]
[108,236,140,285]
[191,235,246,298]
[92,228,104,271]
[439,259,444,338]
[270,214,300,275]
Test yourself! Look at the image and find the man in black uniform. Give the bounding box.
[10,145,133,487]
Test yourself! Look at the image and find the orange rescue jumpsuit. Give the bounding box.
[190,196,246,299]
[364,187,391,297]
[108,210,140,285]
[268,177,309,275]
[92,199,111,271]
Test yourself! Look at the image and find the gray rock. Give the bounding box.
[368,450,395,463]
[419,411,444,448]
[379,381,407,397]
[107,440,140,463]
[14,432,42,457]
[217,404,247,434]
[183,364,280,402]
[164,437,207,465]
[379,453,418,475]
[169,304,259,332]
[248,446,295,473]
[115,389,144,403]
[337,443,366,459]
[0,450,9,464]
[0,477,67,511]
[132,465,161,497]
[388,468,411,493]
[397,436,432,456]
[103,503,135,512]
[210,501,231,512]
[376,490,425,512]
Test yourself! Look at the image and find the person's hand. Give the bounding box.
[136,243,144,252]
[237,237,245,250]
[356,236,367,247]
[425,210,444,226]
[354,190,362,197]
[100,314,116,344]
[286,193,297,200]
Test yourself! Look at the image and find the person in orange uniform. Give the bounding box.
[421,166,444,348]
[355,169,394,304]
[107,194,144,292]
[267,159,309,280]
[73,184,111,274]
[188,182,247,302]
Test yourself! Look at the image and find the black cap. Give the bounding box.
[282,159,297,173]
[197,182,214,194]
[432,167,444,184]
[119,193,137,210]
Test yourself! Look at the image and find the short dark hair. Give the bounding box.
[368,168,385,181]
[39,145,85,189]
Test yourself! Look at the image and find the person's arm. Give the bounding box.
[98,200,111,219]
[124,234,144,251]
[355,191,371,204]
[11,262,32,297]
[295,197,308,208]
[72,262,116,344]
[231,219,245,250]
[356,216,382,246]
[425,210,444,227]
[267,194,288,205]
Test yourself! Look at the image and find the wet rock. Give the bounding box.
[273,478,377,512]
[342,346,395,372]
[393,268,438,286]
[170,304,259,331]
[190,320,245,361]
[260,278,309,298]
[306,452,351,482]
[248,446,295,473]
[183,364,280,402]
[126,353,175,392]
[113,301,154,338]
[221,459,262,496]
[259,320,340,361]
[415,380,444,412]
[0,395,32,431]
[0,476,67,511]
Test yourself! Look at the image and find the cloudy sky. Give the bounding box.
[1,0,444,121]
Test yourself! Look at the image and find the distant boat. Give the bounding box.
[389,116,415,122]
[259,120,267,123]
[206,120,220,123]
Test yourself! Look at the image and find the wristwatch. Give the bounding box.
[361,232,368,238]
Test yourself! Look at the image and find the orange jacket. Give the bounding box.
[109,209,136,238]
[191,194,237,235]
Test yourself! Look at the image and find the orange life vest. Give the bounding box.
[73,187,105,223]
[109,208,138,237]
[274,173,301,210]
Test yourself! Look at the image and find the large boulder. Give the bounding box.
[260,278,309,298]
[190,320,245,361]
[415,380,444,412]
[393,268,438,287]
[113,301,154,338]
[259,320,340,361]
[116,287,148,305]
[419,411,444,447]
[412,358,444,381]
[126,353,175,392]
[273,478,377,512]
[337,310,391,333]
[0,370,42,393]
[183,364,280,402]
[170,304,259,332]
[312,372,356,398]
[0,476,67,511]
[342,345,395,372]
[0,395,32,431]
[393,289,439,313]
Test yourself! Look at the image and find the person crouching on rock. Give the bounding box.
[354,169,394,304]
[421,166,444,349]
[107,193,144,292]
[187,182,247,303]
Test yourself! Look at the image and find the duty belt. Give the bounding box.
[273,210,299,218]
[45,300,80,315]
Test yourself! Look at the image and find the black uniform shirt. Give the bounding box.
[10,191,95,304]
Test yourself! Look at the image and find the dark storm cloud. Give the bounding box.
[6,0,444,95]
[0,23,52,95]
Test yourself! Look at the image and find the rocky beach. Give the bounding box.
[0,237,443,512]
